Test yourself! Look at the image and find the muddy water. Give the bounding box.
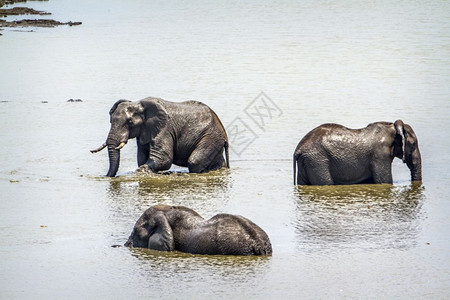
[1,0,450,298]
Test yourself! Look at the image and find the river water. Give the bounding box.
[1,0,450,298]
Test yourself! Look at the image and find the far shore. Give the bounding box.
[0,0,81,34]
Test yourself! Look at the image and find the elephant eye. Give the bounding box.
[129,117,142,126]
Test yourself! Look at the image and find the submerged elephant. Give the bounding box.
[293,120,422,185]
[124,204,272,256]
[91,97,229,177]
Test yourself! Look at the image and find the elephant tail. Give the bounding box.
[224,141,230,168]
[293,153,297,185]
[293,151,302,185]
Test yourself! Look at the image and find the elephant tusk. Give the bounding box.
[90,143,107,153]
[115,142,126,150]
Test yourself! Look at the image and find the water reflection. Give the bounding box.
[107,169,230,204]
[127,247,271,294]
[293,183,425,251]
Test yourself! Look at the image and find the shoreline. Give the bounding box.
[0,0,81,34]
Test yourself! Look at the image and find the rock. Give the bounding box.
[0,0,81,30]
[3,19,81,28]
[0,7,50,17]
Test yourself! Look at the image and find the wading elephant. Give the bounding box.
[91,97,229,177]
[124,204,272,256]
[293,120,422,185]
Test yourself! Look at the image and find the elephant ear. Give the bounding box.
[109,99,131,116]
[394,119,406,162]
[148,211,175,251]
[139,98,169,144]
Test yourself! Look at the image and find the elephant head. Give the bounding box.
[124,206,176,251]
[394,120,422,182]
[91,98,168,177]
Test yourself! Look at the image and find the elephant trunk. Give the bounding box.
[124,228,148,248]
[106,146,120,177]
[408,150,422,182]
[124,235,133,247]
[105,134,123,177]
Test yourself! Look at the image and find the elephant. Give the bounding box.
[91,97,229,177]
[124,204,273,256]
[293,120,422,185]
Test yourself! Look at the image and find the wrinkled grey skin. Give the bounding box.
[91,97,229,177]
[293,120,422,185]
[124,205,273,256]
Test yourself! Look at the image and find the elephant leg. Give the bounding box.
[188,142,225,173]
[370,162,393,184]
[146,155,173,173]
[137,141,150,167]
[296,159,309,185]
[144,138,174,172]
[304,157,334,185]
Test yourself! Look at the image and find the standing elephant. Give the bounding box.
[124,204,273,256]
[293,120,422,185]
[91,97,229,177]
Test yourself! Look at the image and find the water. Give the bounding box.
[1,0,450,298]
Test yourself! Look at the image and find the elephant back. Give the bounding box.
[191,214,272,256]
